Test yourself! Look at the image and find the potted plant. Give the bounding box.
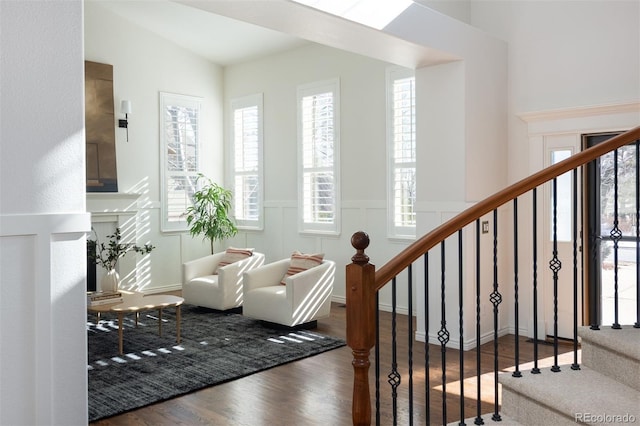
[185,173,238,254]
[88,227,155,292]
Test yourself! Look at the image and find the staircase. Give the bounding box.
[346,128,640,425]
[497,327,640,425]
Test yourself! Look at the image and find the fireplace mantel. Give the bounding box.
[86,192,141,223]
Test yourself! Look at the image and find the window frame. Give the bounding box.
[386,67,417,239]
[229,93,264,231]
[297,78,341,236]
[159,92,202,232]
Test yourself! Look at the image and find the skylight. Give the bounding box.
[292,0,413,30]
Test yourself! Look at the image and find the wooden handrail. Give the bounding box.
[374,125,640,291]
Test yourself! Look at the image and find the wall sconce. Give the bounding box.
[118,100,131,142]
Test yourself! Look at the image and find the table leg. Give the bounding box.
[158,308,163,337]
[176,305,181,344]
[118,312,124,355]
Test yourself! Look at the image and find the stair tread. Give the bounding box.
[578,326,640,361]
[449,413,523,425]
[500,366,640,419]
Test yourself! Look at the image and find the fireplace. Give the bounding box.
[86,192,141,292]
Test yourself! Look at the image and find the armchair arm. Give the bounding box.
[182,253,225,283]
[285,260,336,308]
[243,258,290,292]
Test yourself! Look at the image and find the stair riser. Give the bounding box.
[501,388,575,426]
[581,343,640,392]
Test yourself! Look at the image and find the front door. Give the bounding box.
[585,132,638,327]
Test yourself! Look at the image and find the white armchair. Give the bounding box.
[182,251,265,311]
[242,258,336,327]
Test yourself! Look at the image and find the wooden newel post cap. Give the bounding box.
[351,231,370,264]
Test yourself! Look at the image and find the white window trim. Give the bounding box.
[386,67,416,240]
[228,93,264,231]
[297,78,341,236]
[159,92,202,232]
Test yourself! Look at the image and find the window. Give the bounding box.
[297,79,340,235]
[230,94,263,230]
[387,67,416,238]
[160,92,201,232]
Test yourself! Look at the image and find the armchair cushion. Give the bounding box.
[214,247,254,274]
[280,251,324,284]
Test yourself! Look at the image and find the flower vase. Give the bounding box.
[101,269,120,293]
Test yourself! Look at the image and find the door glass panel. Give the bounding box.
[599,145,638,326]
[550,149,572,242]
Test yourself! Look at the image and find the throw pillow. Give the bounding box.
[213,247,254,274]
[280,251,324,284]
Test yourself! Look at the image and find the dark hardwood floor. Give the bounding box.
[90,297,573,426]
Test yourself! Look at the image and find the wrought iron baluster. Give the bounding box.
[550,178,562,373]
[424,253,431,425]
[474,220,484,425]
[636,140,640,329]
[490,209,502,422]
[439,241,450,425]
[532,188,541,374]
[376,292,381,426]
[388,278,400,425]
[513,198,522,378]
[611,149,622,330]
[458,230,466,425]
[590,158,601,331]
[572,169,580,370]
[407,264,414,426]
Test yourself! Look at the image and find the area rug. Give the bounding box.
[87,304,345,422]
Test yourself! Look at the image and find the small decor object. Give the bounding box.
[185,173,237,254]
[88,227,155,292]
[87,291,123,306]
[281,251,325,284]
[101,269,119,294]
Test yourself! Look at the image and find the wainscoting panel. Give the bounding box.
[0,212,90,425]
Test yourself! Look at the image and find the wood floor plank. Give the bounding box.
[89,298,573,425]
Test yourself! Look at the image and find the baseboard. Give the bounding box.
[331,295,412,316]
[142,283,183,295]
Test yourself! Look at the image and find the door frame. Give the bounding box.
[520,101,640,339]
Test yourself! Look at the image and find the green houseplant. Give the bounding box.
[88,227,155,292]
[185,173,238,254]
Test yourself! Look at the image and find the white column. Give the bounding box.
[0,1,89,425]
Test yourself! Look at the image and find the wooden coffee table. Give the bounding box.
[88,292,184,355]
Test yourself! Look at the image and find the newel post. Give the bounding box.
[346,231,376,426]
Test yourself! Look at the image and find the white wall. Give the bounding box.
[386,2,509,202]
[84,2,225,292]
[417,0,472,24]
[0,1,89,424]
[470,0,640,181]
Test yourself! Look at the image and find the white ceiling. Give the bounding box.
[92,0,310,66]
[92,0,455,69]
